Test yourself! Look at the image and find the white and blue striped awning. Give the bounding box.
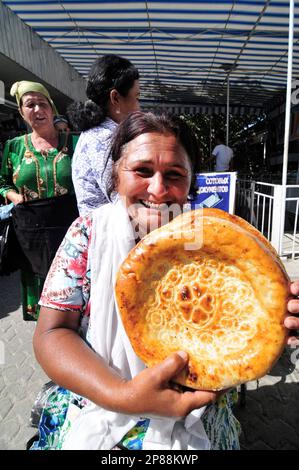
[3,0,299,113]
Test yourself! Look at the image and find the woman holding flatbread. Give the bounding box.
[32,111,299,450]
[0,81,78,320]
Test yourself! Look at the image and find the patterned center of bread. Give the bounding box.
[142,251,260,358]
[116,209,288,390]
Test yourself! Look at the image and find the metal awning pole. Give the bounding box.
[209,115,212,157]
[226,74,230,145]
[279,0,294,255]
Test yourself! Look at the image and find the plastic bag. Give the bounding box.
[30,381,58,428]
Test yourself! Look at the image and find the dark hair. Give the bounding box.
[67,54,139,132]
[215,132,225,143]
[53,114,68,125]
[108,111,200,196]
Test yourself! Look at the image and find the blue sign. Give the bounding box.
[190,173,236,213]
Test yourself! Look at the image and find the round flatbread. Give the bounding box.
[115,208,289,390]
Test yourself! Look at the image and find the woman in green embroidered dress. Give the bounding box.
[0,81,77,320]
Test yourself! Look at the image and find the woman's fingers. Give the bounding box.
[285,282,299,345]
[151,351,189,385]
[150,352,220,415]
[287,298,299,315]
[126,352,226,417]
[285,282,299,343]
[286,335,299,346]
[290,280,299,297]
[284,314,299,329]
[180,389,217,415]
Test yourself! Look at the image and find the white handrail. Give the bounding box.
[236,179,299,258]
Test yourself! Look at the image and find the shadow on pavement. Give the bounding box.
[235,349,299,450]
[0,271,21,319]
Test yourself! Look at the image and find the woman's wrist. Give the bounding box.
[94,372,133,413]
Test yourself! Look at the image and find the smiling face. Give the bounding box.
[116,132,192,238]
[20,92,55,131]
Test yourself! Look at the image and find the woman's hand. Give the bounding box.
[285,280,299,346]
[6,191,24,205]
[119,351,221,418]
[35,308,220,417]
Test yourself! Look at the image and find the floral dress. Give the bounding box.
[32,215,241,450]
[0,133,77,320]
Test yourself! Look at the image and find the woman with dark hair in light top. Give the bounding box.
[68,54,140,216]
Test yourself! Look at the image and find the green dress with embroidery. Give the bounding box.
[0,132,77,320]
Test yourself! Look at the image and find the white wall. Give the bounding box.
[0,2,86,103]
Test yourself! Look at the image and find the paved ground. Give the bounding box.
[0,271,47,450]
[0,260,299,450]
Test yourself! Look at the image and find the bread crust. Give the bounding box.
[115,208,289,390]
